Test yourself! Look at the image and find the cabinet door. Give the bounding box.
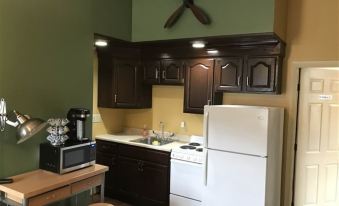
[161,59,184,85]
[114,59,138,108]
[138,161,170,206]
[117,156,140,204]
[184,59,221,114]
[144,61,161,84]
[214,57,243,92]
[96,152,118,197]
[245,57,277,93]
[97,50,114,108]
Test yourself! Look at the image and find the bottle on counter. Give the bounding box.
[142,124,149,138]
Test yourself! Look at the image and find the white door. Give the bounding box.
[204,105,269,156]
[202,149,267,206]
[295,67,339,206]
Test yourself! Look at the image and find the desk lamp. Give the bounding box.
[0,98,47,184]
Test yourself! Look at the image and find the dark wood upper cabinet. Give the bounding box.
[97,52,152,109]
[143,60,161,84]
[114,59,138,108]
[143,59,184,85]
[245,56,278,93]
[161,59,184,85]
[184,59,222,114]
[214,57,243,92]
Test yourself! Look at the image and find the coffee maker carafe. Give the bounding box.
[67,108,90,141]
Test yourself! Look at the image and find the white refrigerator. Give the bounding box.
[202,105,284,206]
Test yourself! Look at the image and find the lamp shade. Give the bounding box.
[13,110,47,144]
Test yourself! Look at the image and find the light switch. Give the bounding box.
[92,114,103,123]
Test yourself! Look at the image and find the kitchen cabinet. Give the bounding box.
[96,140,119,197]
[244,56,279,93]
[96,140,170,206]
[184,59,222,114]
[143,59,184,85]
[97,51,152,109]
[215,56,282,94]
[214,57,243,92]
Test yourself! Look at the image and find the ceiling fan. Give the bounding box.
[164,0,211,28]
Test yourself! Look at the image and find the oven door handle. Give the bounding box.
[203,150,208,186]
[170,159,203,167]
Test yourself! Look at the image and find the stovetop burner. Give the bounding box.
[196,148,203,152]
[189,142,201,146]
[180,145,196,150]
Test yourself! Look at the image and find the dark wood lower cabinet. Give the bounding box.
[96,140,170,206]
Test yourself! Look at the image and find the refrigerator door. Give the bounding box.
[203,149,267,206]
[205,105,269,156]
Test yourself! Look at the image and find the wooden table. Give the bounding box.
[0,164,108,206]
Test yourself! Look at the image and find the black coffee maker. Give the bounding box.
[67,108,90,142]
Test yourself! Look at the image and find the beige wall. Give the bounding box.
[93,0,338,204]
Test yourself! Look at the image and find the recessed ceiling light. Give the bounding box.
[95,39,108,47]
[192,41,206,49]
[207,49,219,54]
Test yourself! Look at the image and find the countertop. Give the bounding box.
[95,134,187,152]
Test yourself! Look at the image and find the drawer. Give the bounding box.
[96,140,118,154]
[29,186,71,206]
[119,144,170,165]
[71,174,103,194]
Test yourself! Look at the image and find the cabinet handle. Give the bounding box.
[155,68,159,79]
[237,76,241,86]
[114,94,117,103]
[162,70,166,79]
[246,77,249,87]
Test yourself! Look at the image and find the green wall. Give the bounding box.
[93,0,132,41]
[0,1,93,204]
[132,0,275,41]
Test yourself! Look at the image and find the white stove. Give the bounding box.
[170,136,205,206]
[171,142,206,164]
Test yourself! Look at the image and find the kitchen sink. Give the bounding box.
[130,137,174,146]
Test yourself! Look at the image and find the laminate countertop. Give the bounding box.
[95,134,187,152]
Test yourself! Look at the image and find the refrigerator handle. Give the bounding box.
[203,111,209,147]
[204,150,208,186]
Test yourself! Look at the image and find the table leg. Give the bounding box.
[22,199,28,206]
[100,175,105,202]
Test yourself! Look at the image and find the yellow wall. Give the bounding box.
[92,51,126,137]
[93,0,338,205]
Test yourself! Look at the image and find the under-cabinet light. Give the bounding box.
[207,49,219,54]
[95,39,108,47]
[192,41,206,48]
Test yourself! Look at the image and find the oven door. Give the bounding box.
[170,159,203,201]
[61,144,94,174]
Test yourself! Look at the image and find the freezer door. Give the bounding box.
[203,149,267,206]
[205,105,269,156]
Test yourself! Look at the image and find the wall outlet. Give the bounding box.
[92,113,103,123]
[180,121,185,128]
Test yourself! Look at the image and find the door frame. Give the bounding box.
[289,61,339,206]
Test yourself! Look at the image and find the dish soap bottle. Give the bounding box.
[142,124,149,138]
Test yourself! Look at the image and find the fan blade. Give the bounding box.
[164,5,186,28]
[186,2,210,25]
